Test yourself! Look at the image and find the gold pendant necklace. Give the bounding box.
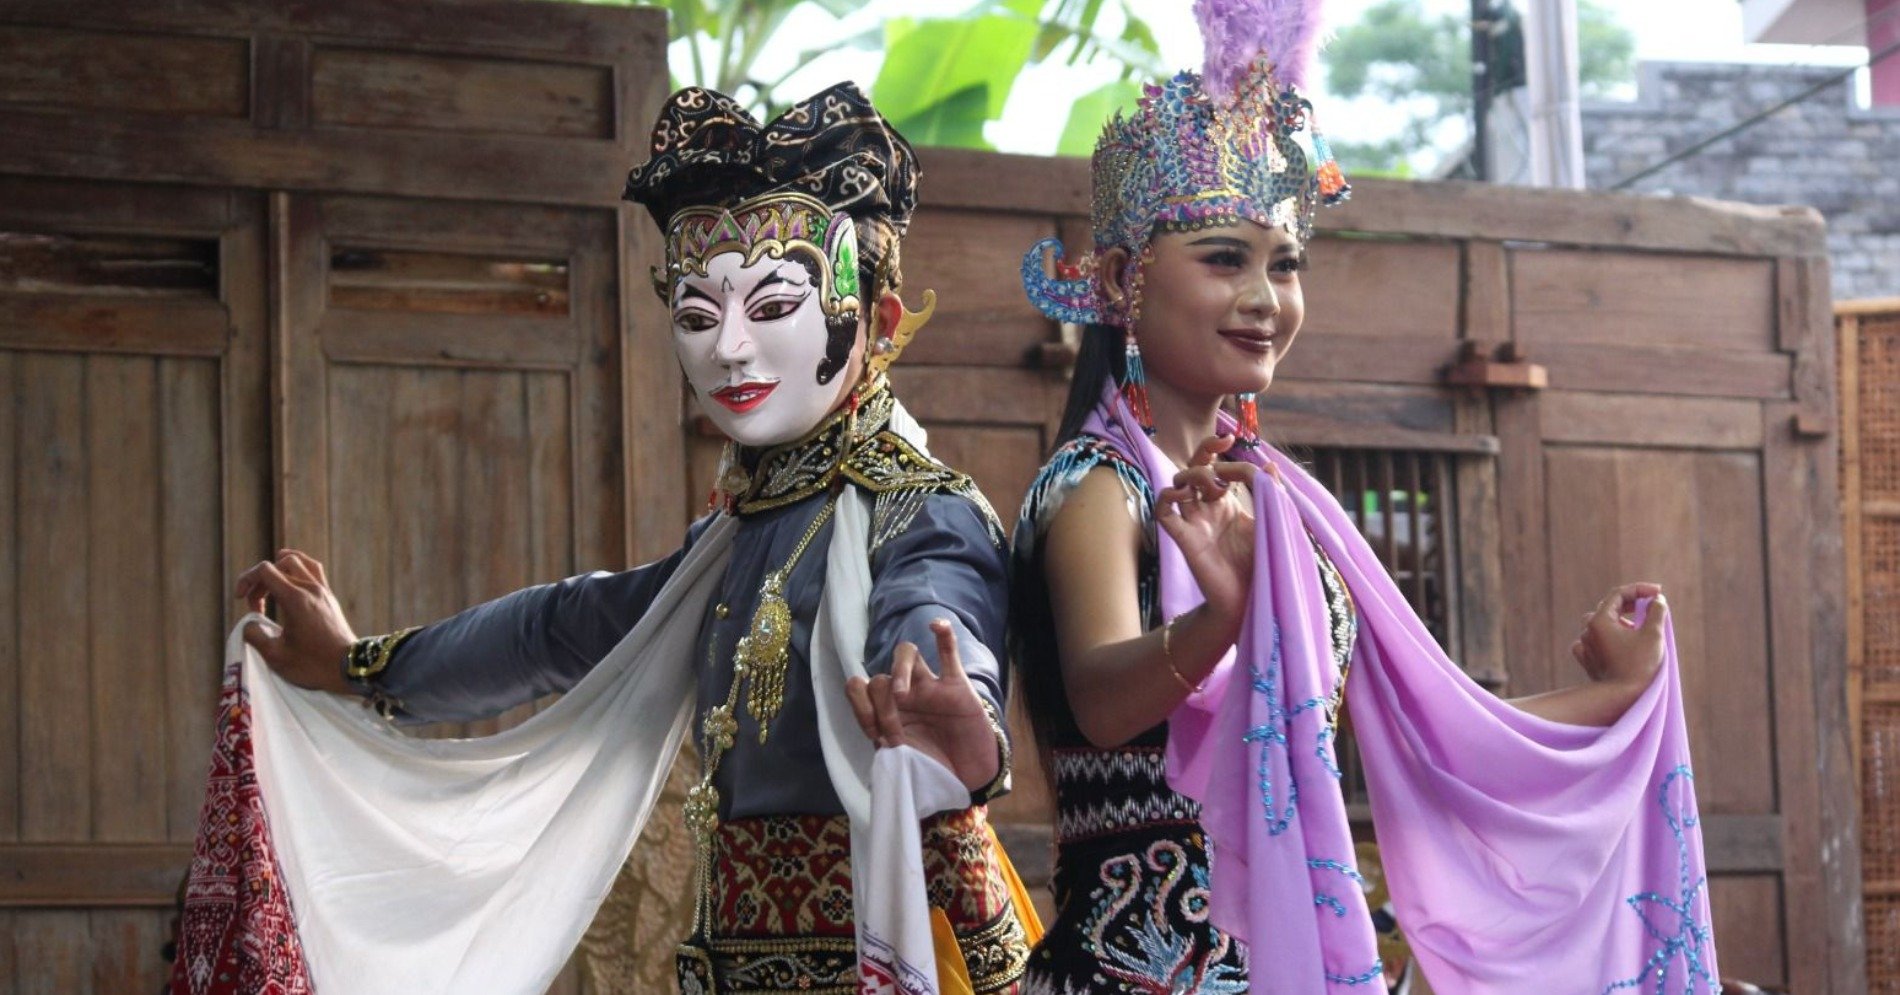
[738,567,795,742]
[683,494,840,941]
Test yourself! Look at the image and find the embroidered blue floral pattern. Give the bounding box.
[1601,765,1718,995]
[1237,587,1381,988]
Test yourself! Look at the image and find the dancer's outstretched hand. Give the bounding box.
[845,618,999,792]
[1569,582,1669,689]
[1156,434,1261,627]
[234,549,358,694]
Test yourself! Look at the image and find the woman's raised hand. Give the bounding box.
[1569,582,1669,690]
[1155,434,1262,627]
[233,549,358,694]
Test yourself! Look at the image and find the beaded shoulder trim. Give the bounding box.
[1017,434,1156,544]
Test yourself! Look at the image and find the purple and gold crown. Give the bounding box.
[1024,0,1349,327]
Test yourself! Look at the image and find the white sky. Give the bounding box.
[678,0,1873,157]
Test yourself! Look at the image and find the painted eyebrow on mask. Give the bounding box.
[744,269,810,304]
[675,282,718,307]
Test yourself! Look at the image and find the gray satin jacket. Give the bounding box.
[352,397,1010,820]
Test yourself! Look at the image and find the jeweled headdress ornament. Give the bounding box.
[624,82,934,374]
[1021,0,1349,437]
[1023,0,1348,329]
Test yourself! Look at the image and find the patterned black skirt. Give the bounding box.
[1023,821,1248,995]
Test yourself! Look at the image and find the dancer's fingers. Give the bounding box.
[1188,434,1235,467]
[890,642,919,696]
[931,619,965,683]
[845,676,880,744]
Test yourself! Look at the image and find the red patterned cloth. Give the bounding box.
[699,808,1029,994]
[169,657,313,995]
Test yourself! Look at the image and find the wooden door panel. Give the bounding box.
[1512,249,1777,353]
[1541,446,1776,815]
[325,364,577,736]
[309,47,617,140]
[285,195,619,721]
[1497,374,1843,986]
[1520,436,1800,983]
[0,0,665,988]
[1539,391,1767,450]
[14,351,92,843]
[897,207,1059,367]
[0,177,267,994]
[1711,875,1787,985]
[0,24,250,120]
[283,192,642,985]
[1269,380,1462,435]
[1302,235,1462,341]
[1,194,258,850]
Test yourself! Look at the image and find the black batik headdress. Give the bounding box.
[624,82,935,376]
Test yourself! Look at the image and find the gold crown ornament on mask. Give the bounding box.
[655,192,865,329]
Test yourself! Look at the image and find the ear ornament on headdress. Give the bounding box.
[1312,128,1352,206]
[867,289,936,376]
[1022,238,1104,326]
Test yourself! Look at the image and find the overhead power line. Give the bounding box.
[1609,36,1900,191]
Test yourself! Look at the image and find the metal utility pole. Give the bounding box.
[1470,0,1492,180]
[1523,0,1585,187]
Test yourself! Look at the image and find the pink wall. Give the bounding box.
[1873,0,1900,105]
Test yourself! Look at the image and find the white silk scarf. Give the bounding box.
[230,406,962,994]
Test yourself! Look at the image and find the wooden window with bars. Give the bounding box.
[1303,447,1459,812]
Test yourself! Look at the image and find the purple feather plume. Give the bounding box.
[1195,0,1326,100]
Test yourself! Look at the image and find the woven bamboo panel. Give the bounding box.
[1871,896,1900,994]
[1856,310,1900,992]
[1862,317,1900,505]
[1871,517,1900,691]
[1865,702,1900,892]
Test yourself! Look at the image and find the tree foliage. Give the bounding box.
[612,0,1163,151]
[1323,0,1634,173]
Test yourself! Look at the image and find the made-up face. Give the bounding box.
[1115,219,1306,400]
[671,249,864,447]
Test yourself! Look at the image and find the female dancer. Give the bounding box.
[1012,2,1716,991]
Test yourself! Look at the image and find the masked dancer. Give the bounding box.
[177,82,1036,995]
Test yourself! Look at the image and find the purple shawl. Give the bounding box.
[1083,393,1719,992]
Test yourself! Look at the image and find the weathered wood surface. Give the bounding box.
[0,2,662,990]
[0,183,268,991]
[0,0,664,208]
[0,0,1854,989]
[916,148,1830,257]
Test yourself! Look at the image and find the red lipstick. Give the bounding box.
[711,381,778,413]
[1219,328,1276,355]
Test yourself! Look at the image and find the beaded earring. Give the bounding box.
[1234,392,1261,449]
[1117,248,1156,436]
[1121,331,1154,434]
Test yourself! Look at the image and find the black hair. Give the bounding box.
[1053,323,1126,447]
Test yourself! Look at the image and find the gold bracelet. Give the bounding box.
[1161,614,1203,694]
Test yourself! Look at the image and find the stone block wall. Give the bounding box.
[1583,61,1900,301]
